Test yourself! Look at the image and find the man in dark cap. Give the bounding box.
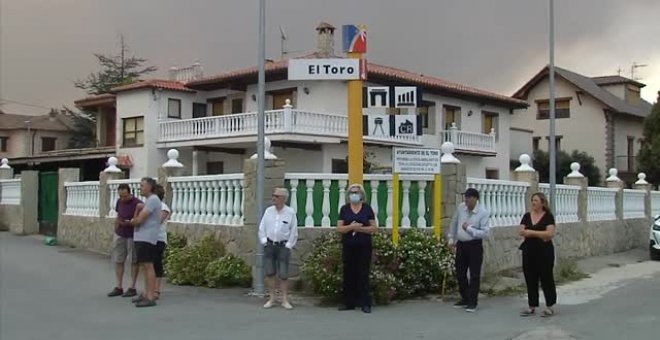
[448,188,491,313]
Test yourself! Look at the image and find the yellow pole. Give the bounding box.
[392,172,400,246]
[347,52,364,186]
[433,173,443,240]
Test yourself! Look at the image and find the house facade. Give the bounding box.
[511,66,653,184]
[0,110,74,159]
[76,23,527,179]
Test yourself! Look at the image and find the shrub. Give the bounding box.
[163,232,187,270]
[166,235,225,286]
[205,254,252,288]
[301,229,456,305]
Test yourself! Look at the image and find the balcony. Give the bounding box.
[158,107,422,147]
[439,123,497,155]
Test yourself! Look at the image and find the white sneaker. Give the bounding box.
[282,301,293,310]
[263,300,275,309]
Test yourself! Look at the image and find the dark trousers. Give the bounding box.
[154,241,167,278]
[455,240,483,306]
[342,243,372,308]
[522,247,557,307]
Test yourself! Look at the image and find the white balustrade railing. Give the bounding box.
[623,189,647,219]
[64,181,100,217]
[0,179,21,205]
[652,191,660,218]
[107,179,146,217]
[440,122,496,154]
[466,178,528,227]
[284,173,434,228]
[538,183,580,223]
[159,108,421,146]
[587,187,617,221]
[168,174,244,226]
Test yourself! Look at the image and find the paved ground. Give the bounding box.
[1,232,659,340]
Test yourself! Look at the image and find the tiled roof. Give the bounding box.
[0,112,75,132]
[592,75,645,88]
[186,53,527,108]
[110,79,195,93]
[74,93,116,108]
[514,66,653,118]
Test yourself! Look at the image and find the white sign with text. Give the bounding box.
[392,148,441,174]
[288,59,361,80]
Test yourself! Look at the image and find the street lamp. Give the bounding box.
[254,0,266,296]
[548,0,557,213]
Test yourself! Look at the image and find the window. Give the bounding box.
[122,117,144,147]
[231,98,244,114]
[0,137,8,152]
[537,98,571,119]
[419,101,435,133]
[271,89,296,109]
[545,135,562,151]
[167,98,181,118]
[482,111,499,138]
[41,137,56,152]
[485,169,500,180]
[206,161,224,175]
[209,98,225,116]
[627,136,635,171]
[626,85,640,104]
[532,137,541,151]
[192,103,207,118]
[443,105,461,130]
[331,159,348,173]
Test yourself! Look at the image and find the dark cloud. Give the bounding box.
[1,0,658,114]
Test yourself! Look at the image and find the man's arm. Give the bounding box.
[467,210,492,239]
[131,201,152,226]
[285,213,298,249]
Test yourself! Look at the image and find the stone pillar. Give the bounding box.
[242,158,286,263]
[512,154,538,211]
[564,162,588,222]
[439,142,465,238]
[19,171,39,235]
[633,172,653,219]
[606,168,624,220]
[0,158,14,179]
[57,168,81,238]
[159,149,185,206]
[192,149,199,176]
[99,172,124,218]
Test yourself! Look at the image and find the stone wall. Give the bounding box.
[58,216,115,255]
[0,205,22,232]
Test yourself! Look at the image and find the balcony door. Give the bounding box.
[271,88,296,109]
[443,105,461,130]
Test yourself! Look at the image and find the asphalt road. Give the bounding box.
[1,232,658,340]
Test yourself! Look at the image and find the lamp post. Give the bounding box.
[254,0,266,295]
[548,0,557,213]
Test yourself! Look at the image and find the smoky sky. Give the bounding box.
[1,0,658,115]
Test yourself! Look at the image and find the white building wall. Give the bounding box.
[613,115,645,170]
[599,84,626,100]
[511,77,609,177]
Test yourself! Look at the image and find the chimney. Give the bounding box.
[316,22,336,57]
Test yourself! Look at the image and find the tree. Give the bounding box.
[637,96,660,185]
[70,35,156,148]
[75,35,157,95]
[533,149,602,185]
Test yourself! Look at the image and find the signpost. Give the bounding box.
[391,148,442,245]
[343,24,367,186]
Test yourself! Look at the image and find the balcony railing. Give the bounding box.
[439,122,496,154]
[159,106,421,146]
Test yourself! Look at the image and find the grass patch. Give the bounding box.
[554,257,589,285]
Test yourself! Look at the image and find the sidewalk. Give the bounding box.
[1,232,658,340]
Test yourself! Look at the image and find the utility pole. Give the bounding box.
[548,0,557,213]
[254,0,266,296]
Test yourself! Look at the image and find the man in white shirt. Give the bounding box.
[258,187,298,310]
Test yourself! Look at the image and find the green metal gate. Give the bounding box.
[39,172,59,236]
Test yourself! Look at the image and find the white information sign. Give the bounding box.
[392,148,441,174]
[288,59,361,80]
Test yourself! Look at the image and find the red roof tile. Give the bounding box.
[111,79,195,93]
[186,53,527,108]
[73,93,116,107]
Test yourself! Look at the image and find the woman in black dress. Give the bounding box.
[336,183,378,313]
[519,192,557,317]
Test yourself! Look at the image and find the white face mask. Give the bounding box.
[349,193,361,203]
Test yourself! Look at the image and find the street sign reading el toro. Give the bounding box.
[288,59,362,80]
[392,147,441,174]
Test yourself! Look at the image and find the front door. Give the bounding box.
[39,172,59,236]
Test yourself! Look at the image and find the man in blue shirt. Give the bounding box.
[448,188,491,313]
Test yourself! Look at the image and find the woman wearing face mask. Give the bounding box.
[336,183,378,313]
